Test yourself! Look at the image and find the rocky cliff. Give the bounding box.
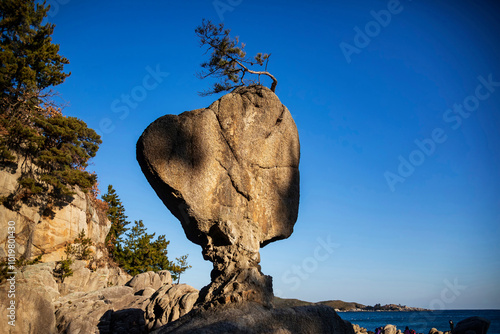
[0,159,110,262]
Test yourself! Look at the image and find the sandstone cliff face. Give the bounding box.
[137,85,300,308]
[0,160,110,262]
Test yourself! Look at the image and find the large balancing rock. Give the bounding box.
[137,85,300,308]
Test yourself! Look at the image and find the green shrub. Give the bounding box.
[54,258,73,283]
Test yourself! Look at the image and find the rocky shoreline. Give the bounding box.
[0,261,492,333]
[352,317,491,334]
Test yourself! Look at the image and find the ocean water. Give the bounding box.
[339,310,500,334]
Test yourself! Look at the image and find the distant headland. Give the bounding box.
[273,297,430,312]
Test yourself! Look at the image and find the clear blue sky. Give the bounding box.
[46,0,500,309]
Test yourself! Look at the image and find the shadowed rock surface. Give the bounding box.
[55,285,150,334]
[137,85,300,308]
[54,270,194,333]
[151,302,356,334]
[452,317,490,334]
[145,284,199,331]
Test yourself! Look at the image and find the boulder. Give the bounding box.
[0,280,57,334]
[55,277,199,333]
[137,85,300,308]
[55,285,150,334]
[385,324,397,334]
[145,284,199,331]
[152,302,355,334]
[0,263,59,334]
[140,287,157,297]
[107,266,133,286]
[353,324,368,333]
[452,317,490,334]
[17,262,59,301]
[126,270,172,293]
[429,328,444,334]
[58,260,132,296]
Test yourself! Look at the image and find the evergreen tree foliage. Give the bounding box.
[170,254,192,284]
[0,0,101,213]
[53,258,72,283]
[54,230,93,283]
[65,230,93,260]
[0,0,70,100]
[101,185,130,260]
[101,186,191,280]
[117,220,173,276]
[195,19,277,96]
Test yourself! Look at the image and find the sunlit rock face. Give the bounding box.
[0,162,110,263]
[137,85,300,308]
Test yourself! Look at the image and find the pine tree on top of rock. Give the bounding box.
[195,19,278,96]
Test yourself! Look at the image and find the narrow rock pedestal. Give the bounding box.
[196,244,273,308]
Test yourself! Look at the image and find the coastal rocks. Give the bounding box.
[152,302,355,334]
[58,260,131,296]
[0,263,59,334]
[126,270,173,293]
[352,318,492,334]
[55,274,199,333]
[429,328,444,334]
[353,324,368,334]
[0,160,111,262]
[55,285,150,333]
[0,261,134,333]
[452,316,490,334]
[0,280,57,334]
[385,324,398,334]
[1,255,204,333]
[137,85,300,308]
[145,284,200,331]
[55,269,183,333]
[17,262,60,300]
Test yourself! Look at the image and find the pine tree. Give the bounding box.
[170,254,192,284]
[101,186,191,278]
[195,19,277,96]
[0,0,101,213]
[117,220,174,276]
[0,0,69,101]
[65,230,93,260]
[101,185,130,260]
